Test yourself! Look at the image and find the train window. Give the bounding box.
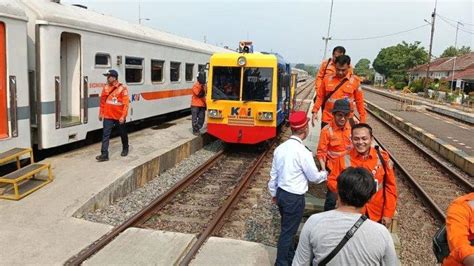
[151,60,164,83]
[198,64,206,72]
[95,53,110,67]
[125,57,143,83]
[211,67,241,101]
[185,63,194,82]
[170,62,180,82]
[242,68,273,102]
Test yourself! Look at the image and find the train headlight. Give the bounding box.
[237,56,246,66]
[258,112,273,121]
[208,109,223,119]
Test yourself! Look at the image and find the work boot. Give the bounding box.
[96,154,109,162]
[121,149,129,157]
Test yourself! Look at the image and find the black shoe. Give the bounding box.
[96,154,109,162]
[121,149,129,157]
[192,132,200,136]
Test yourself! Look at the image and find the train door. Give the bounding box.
[60,32,81,127]
[0,22,7,139]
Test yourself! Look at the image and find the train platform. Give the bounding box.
[363,86,474,124]
[0,116,277,264]
[363,88,474,176]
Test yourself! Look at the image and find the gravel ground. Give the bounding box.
[81,140,223,226]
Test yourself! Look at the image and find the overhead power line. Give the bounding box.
[437,15,474,35]
[331,24,429,41]
[437,13,474,27]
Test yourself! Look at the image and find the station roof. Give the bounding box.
[19,0,229,54]
[409,52,474,73]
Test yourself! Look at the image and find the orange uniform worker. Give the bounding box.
[317,98,353,172]
[311,55,366,130]
[96,69,129,162]
[315,46,352,93]
[327,123,397,228]
[443,193,474,266]
[191,71,207,135]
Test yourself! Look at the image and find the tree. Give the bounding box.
[354,58,371,76]
[373,41,428,84]
[440,46,471,58]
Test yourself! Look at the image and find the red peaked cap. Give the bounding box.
[289,111,309,130]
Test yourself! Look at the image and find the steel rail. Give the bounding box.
[178,140,275,265]
[366,107,473,222]
[64,150,225,265]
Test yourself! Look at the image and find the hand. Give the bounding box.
[311,112,319,127]
[381,217,392,229]
[320,170,328,179]
[98,115,103,121]
[272,197,277,205]
[119,117,125,124]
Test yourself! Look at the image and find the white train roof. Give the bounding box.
[0,0,28,21]
[18,0,229,54]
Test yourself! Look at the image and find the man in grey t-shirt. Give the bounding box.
[293,167,398,266]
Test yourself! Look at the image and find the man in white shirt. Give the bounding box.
[268,111,328,266]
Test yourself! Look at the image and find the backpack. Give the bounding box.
[433,225,450,263]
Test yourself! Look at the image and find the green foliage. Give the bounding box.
[294,63,305,69]
[409,79,424,93]
[440,45,471,58]
[394,82,406,90]
[373,41,428,83]
[354,58,371,76]
[294,63,317,77]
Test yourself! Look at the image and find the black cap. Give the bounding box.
[332,99,350,114]
[103,69,118,78]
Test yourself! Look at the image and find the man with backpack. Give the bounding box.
[325,123,397,227]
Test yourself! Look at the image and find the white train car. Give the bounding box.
[0,0,30,151]
[1,0,228,151]
[291,68,309,82]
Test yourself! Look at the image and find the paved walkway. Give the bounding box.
[364,90,474,156]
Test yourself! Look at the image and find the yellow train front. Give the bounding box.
[206,49,294,144]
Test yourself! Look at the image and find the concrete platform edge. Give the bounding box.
[362,86,474,125]
[365,100,474,176]
[74,134,214,217]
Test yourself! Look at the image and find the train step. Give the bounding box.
[0,147,53,200]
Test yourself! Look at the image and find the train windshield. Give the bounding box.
[242,68,272,102]
[211,67,241,101]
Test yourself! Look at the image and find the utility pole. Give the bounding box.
[424,0,437,96]
[450,21,464,93]
[138,0,150,24]
[322,0,334,60]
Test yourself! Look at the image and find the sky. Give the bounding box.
[61,0,473,66]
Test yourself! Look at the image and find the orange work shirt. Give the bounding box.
[316,120,352,170]
[315,59,353,91]
[312,73,366,124]
[191,82,206,107]
[328,147,397,221]
[443,193,474,266]
[99,82,129,120]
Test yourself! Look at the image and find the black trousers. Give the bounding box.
[275,188,305,266]
[101,118,128,156]
[191,106,206,133]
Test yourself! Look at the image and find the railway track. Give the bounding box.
[294,79,315,111]
[65,81,315,265]
[366,108,473,222]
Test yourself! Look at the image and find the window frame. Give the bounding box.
[94,53,111,68]
[185,63,194,82]
[151,59,165,84]
[170,61,181,83]
[125,56,144,84]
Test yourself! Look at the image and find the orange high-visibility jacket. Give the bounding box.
[316,120,352,170]
[191,82,206,107]
[443,193,474,266]
[99,82,129,120]
[312,73,366,124]
[315,59,353,91]
[328,147,397,221]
